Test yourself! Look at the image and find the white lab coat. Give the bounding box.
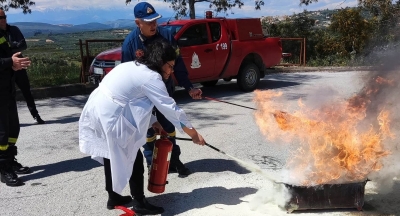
[78,61,193,194]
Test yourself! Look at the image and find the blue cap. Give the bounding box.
[134,2,162,22]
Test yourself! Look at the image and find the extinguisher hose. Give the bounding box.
[203,96,257,111]
[174,137,227,155]
[174,136,285,185]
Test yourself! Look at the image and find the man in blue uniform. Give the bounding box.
[121,2,202,178]
[102,2,202,214]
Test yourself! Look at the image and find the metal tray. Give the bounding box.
[284,181,367,213]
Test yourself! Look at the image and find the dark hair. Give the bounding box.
[136,39,177,74]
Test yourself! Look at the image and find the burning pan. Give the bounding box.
[284,180,367,213]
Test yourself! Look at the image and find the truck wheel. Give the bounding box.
[237,63,260,92]
[201,80,218,87]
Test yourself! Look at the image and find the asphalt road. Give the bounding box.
[1,71,399,216]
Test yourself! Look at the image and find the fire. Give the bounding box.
[253,76,395,186]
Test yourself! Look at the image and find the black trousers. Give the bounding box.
[143,109,181,166]
[0,93,20,169]
[0,96,20,146]
[103,150,145,200]
[14,69,38,117]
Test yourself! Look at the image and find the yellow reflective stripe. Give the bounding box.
[175,48,180,56]
[167,131,176,137]
[0,36,10,47]
[8,138,17,144]
[0,145,9,151]
[146,136,156,143]
[0,36,6,44]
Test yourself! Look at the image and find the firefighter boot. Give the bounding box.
[106,191,133,210]
[0,149,23,187]
[169,157,191,177]
[9,145,32,174]
[34,114,46,124]
[131,197,164,215]
[176,159,191,177]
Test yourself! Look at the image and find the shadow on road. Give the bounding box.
[148,186,258,215]
[39,115,80,125]
[174,79,301,100]
[20,115,80,127]
[19,156,101,182]
[361,181,400,215]
[184,158,251,174]
[172,75,311,107]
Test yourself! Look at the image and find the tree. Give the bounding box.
[0,0,35,14]
[329,8,371,55]
[126,0,264,19]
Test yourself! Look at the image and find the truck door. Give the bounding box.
[176,23,215,80]
[208,21,229,75]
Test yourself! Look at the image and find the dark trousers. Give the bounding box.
[14,69,38,117]
[103,150,145,200]
[143,108,181,167]
[0,95,20,168]
[0,96,20,145]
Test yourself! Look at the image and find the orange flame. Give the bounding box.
[254,77,394,186]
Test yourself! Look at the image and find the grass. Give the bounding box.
[27,63,81,88]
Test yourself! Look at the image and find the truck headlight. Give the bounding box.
[93,67,104,75]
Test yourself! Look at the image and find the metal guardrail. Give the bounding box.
[277,38,306,67]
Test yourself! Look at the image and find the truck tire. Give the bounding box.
[237,63,260,92]
[201,80,218,87]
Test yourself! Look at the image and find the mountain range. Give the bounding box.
[10,17,173,38]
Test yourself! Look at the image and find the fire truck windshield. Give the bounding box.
[160,25,183,37]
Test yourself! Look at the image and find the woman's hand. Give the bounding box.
[152,122,163,134]
[190,133,205,146]
[182,126,205,146]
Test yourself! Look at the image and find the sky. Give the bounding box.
[5,0,359,25]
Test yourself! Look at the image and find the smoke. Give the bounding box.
[248,181,292,213]
[361,46,400,194]
[222,153,292,211]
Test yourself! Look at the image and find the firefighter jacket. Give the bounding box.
[0,29,14,99]
[78,61,193,194]
[121,26,194,95]
[6,24,27,55]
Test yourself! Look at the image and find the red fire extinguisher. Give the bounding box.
[148,131,173,193]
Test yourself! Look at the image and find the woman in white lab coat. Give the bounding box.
[78,40,205,213]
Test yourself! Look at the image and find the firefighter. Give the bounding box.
[0,9,32,187]
[5,18,45,124]
[79,40,205,215]
[121,1,202,176]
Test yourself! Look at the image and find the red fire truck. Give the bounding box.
[88,12,282,92]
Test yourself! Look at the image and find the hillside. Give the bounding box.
[10,17,171,37]
[12,8,348,38]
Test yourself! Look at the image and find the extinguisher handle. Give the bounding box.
[158,130,169,138]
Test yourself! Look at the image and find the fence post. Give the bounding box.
[79,39,86,83]
[303,38,306,66]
